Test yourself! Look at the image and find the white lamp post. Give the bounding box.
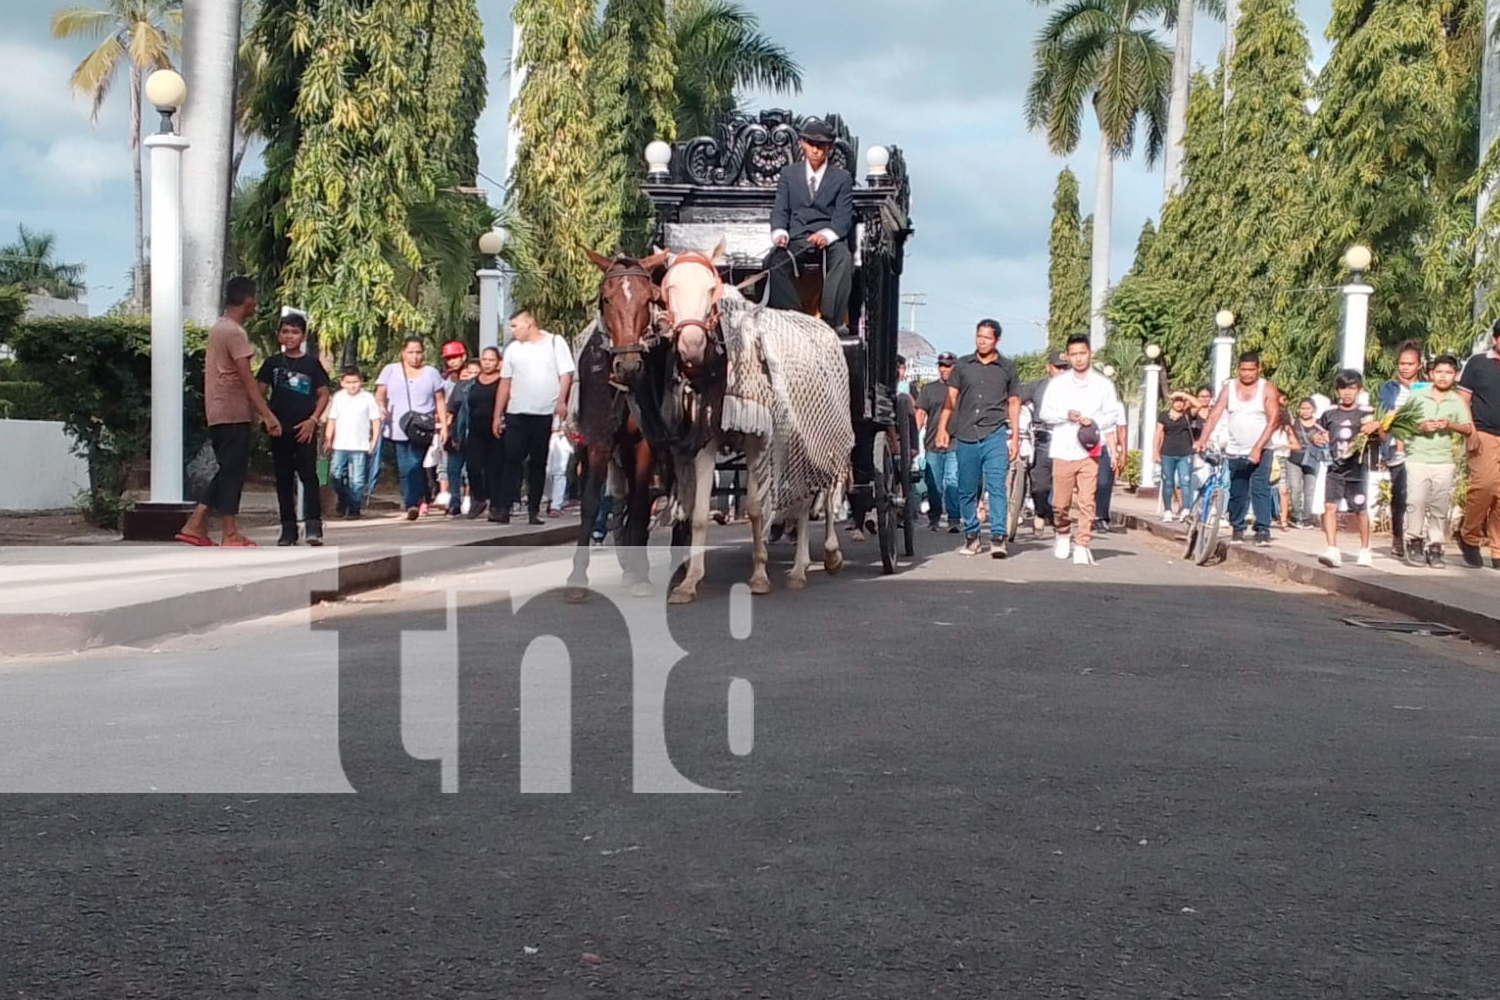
[145,69,190,507]
[477,227,507,352]
[645,140,672,182]
[1341,244,1373,376]
[866,145,890,185]
[1212,309,1236,395]
[1141,344,1163,493]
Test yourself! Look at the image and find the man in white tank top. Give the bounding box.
[1197,351,1281,546]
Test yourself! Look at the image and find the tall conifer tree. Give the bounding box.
[1046,169,1090,349]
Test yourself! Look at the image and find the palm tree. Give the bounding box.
[1161,0,1223,199]
[52,1,182,316]
[180,0,243,327]
[0,225,88,300]
[1025,0,1173,349]
[666,0,803,138]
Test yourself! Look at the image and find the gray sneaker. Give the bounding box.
[958,534,983,556]
[990,537,1008,559]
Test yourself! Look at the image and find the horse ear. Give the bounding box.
[709,238,726,265]
[584,248,614,272]
[639,249,670,271]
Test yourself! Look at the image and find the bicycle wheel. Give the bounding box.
[1194,483,1227,566]
[1005,459,1028,541]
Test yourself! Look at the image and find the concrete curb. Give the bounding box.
[1120,513,1500,648]
[7,523,580,658]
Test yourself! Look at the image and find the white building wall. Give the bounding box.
[0,420,89,511]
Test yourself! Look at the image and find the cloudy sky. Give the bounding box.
[4,0,1333,356]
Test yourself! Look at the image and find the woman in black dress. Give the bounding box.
[461,347,504,520]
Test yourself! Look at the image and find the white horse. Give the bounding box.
[657,245,847,602]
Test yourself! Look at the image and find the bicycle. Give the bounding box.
[1182,447,1230,566]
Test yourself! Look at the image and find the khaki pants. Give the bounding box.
[1052,456,1099,547]
[1461,430,1500,556]
[1404,461,1455,547]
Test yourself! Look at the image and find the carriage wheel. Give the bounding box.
[896,397,916,559]
[873,430,897,575]
[1005,460,1028,542]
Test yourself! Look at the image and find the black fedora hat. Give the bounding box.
[800,118,836,144]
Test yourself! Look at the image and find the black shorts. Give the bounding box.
[200,422,253,515]
[1323,462,1369,512]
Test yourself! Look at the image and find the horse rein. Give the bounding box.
[662,251,724,340]
[598,265,661,358]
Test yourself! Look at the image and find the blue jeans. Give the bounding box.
[924,448,959,524]
[364,418,388,500]
[956,425,1010,539]
[329,449,369,513]
[392,439,427,509]
[1227,453,1274,537]
[444,449,465,512]
[1159,454,1193,514]
[1095,445,1115,521]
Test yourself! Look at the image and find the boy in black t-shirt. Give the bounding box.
[256,312,331,545]
[1316,369,1381,568]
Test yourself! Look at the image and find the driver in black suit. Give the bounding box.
[764,118,854,335]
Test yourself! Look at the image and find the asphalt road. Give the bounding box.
[3,523,1499,998]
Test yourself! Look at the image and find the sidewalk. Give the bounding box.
[1,506,581,657]
[1110,491,1500,647]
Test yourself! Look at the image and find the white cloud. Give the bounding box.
[0,39,121,136]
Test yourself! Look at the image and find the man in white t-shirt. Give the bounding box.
[1038,333,1124,565]
[492,308,577,525]
[323,366,383,518]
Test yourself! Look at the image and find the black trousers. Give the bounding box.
[763,237,852,329]
[499,413,552,515]
[464,428,503,506]
[1389,462,1408,541]
[1030,440,1054,524]
[200,422,253,516]
[271,433,321,525]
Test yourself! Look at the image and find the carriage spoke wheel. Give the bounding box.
[896,397,917,559]
[874,430,898,574]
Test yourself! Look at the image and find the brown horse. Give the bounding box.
[565,249,670,601]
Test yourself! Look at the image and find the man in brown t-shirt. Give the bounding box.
[176,277,282,547]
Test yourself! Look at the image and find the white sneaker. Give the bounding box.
[1318,547,1341,568]
[460,496,471,515]
[1054,534,1071,560]
[1356,547,1373,567]
[1161,511,1174,523]
[1073,546,1095,565]
[434,490,452,508]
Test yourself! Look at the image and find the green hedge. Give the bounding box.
[0,379,53,420]
[4,316,209,527]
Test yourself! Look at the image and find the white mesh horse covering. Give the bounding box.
[717,286,854,520]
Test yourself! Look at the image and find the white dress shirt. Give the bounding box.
[770,161,840,248]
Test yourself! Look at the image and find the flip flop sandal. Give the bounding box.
[220,537,258,547]
[175,532,216,547]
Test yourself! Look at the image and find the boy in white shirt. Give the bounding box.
[1038,333,1124,565]
[323,366,383,518]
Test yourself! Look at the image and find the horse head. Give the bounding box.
[586,247,670,383]
[660,239,726,382]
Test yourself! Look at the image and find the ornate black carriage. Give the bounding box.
[642,109,918,571]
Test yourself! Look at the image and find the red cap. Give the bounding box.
[441,341,466,358]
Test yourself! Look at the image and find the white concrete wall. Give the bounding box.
[0,420,89,511]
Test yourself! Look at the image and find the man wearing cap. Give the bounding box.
[916,351,962,531]
[934,319,1021,557]
[764,118,854,334]
[1018,350,1068,530]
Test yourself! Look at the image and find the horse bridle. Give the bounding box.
[662,250,724,340]
[598,265,662,359]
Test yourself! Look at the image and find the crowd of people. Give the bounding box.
[911,318,1500,572]
[175,277,581,547]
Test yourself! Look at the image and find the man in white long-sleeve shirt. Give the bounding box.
[1038,333,1124,565]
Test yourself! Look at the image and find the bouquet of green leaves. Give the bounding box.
[1351,397,1424,457]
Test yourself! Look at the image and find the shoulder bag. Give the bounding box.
[398,366,437,450]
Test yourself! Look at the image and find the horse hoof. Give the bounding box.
[748,575,772,596]
[668,585,698,605]
[631,581,654,599]
[563,586,590,604]
[824,550,845,576]
[784,575,807,591]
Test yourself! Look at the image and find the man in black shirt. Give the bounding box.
[915,352,961,531]
[934,319,1021,557]
[257,312,331,545]
[1457,321,1500,566]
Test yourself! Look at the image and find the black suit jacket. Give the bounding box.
[770,161,854,243]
